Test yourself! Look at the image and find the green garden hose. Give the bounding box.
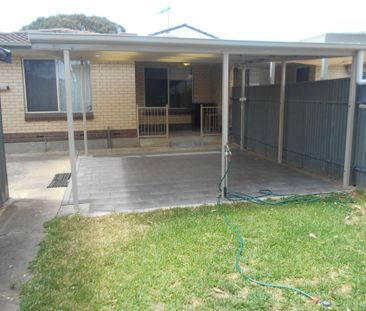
[217,147,333,308]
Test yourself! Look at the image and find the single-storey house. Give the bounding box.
[0,30,228,152]
[1,29,366,204]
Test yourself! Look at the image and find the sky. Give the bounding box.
[1,0,366,41]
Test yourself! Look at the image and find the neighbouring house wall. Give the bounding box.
[0,58,137,142]
[315,65,349,80]
[274,63,316,84]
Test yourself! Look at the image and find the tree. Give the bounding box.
[21,14,125,34]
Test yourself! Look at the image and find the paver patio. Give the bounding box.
[62,149,345,214]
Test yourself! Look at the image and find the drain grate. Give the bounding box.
[47,173,71,188]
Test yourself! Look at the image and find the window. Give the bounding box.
[23,60,58,112]
[144,68,168,107]
[23,59,92,113]
[296,67,310,82]
[169,67,192,109]
[144,67,192,108]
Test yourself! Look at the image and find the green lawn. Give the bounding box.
[21,193,366,310]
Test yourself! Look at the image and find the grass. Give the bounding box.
[20,192,366,310]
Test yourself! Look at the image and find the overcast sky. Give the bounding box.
[1,0,365,41]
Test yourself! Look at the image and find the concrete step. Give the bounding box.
[139,135,221,148]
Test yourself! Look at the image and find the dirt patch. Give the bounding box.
[345,204,366,225]
[340,284,353,295]
[170,280,181,288]
[240,287,250,299]
[329,271,339,280]
[153,302,165,311]
[212,287,230,299]
[187,297,202,309]
[226,272,240,280]
[271,288,284,301]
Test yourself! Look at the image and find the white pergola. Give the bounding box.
[26,32,366,207]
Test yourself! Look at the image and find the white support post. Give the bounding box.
[356,50,366,85]
[63,50,79,209]
[320,58,329,80]
[80,59,88,156]
[221,53,230,199]
[240,67,247,149]
[166,104,169,137]
[269,62,276,84]
[343,54,357,187]
[277,61,286,164]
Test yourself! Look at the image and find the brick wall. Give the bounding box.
[0,58,137,140]
[135,63,145,107]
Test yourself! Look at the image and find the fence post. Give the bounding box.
[136,106,140,138]
[166,105,169,137]
[200,104,203,136]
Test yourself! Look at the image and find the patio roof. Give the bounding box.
[23,32,366,65]
[9,31,364,209]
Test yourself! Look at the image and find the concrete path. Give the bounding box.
[0,153,69,311]
[62,149,344,214]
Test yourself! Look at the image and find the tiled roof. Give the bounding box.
[0,32,30,45]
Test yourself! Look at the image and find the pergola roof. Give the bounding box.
[13,32,366,65]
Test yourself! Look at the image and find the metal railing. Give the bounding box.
[137,105,169,138]
[200,105,221,136]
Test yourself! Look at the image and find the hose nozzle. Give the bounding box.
[318,300,331,308]
[313,297,331,308]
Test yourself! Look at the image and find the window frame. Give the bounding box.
[142,64,193,108]
[22,58,61,114]
[295,66,310,83]
[22,58,92,114]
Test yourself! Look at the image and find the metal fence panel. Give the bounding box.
[245,84,280,160]
[231,78,357,182]
[284,79,349,180]
[353,84,366,186]
[0,97,9,206]
[231,87,241,144]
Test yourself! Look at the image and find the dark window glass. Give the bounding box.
[296,67,310,82]
[169,67,192,109]
[24,60,58,112]
[144,68,168,107]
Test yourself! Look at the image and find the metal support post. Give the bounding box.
[277,61,286,164]
[343,54,357,186]
[63,49,79,209]
[221,53,230,199]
